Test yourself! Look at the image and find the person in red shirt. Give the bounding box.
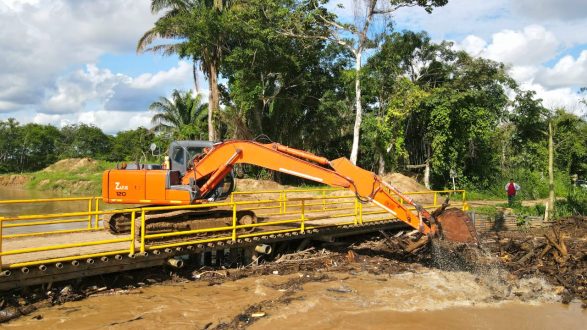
[505,179,521,207]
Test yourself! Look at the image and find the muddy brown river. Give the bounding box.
[1,187,586,329]
[2,270,586,329]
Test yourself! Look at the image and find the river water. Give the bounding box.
[1,187,586,328]
[2,271,585,329]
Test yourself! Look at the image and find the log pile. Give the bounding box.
[487,216,586,304]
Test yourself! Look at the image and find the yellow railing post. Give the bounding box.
[354,199,359,225]
[300,200,305,233]
[129,211,136,255]
[140,209,146,253]
[232,202,237,241]
[433,192,438,207]
[322,190,326,210]
[0,218,3,271]
[87,199,92,229]
[94,198,100,229]
[462,190,468,211]
[283,191,287,214]
[359,202,363,225]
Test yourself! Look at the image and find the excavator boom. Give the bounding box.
[184,140,478,243]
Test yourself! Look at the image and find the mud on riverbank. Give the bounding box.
[1,217,585,326]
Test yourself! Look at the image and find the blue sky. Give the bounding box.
[0,0,586,134]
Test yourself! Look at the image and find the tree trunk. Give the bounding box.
[192,61,200,95]
[208,62,219,142]
[377,153,385,176]
[548,120,555,220]
[424,160,430,189]
[349,51,362,165]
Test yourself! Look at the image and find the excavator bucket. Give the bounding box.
[434,208,479,244]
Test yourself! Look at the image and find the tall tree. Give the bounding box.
[150,89,208,139]
[288,0,448,164]
[138,0,227,141]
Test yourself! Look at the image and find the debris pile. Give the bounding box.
[482,216,587,305]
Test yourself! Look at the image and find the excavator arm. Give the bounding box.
[183,140,478,243]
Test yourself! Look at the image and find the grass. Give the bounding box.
[24,160,117,195]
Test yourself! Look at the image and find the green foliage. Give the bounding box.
[560,188,587,216]
[58,124,112,159]
[110,127,157,162]
[25,160,117,195]
[149,89,208,140]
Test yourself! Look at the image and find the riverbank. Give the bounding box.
[0,158,113,195]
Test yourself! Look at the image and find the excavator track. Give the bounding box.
[104,208,257,238]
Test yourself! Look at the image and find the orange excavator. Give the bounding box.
[102,140,478,243]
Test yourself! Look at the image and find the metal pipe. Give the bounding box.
[21,267,29,274]
[167,258,184,268]
[100,256,109,262]
[255,244,272,255]
[114,255,123,260]
[1,270,11,277]
[55,263,63,269]
[128,254,136,259]
[71,260,79,267]
[38,265,47,271]
[153,250,161,255]
[86,258,95,264]
[139,252,148,257]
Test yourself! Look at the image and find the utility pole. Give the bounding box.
[547,120,555,220]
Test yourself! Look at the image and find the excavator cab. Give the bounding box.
[168,141,236,201]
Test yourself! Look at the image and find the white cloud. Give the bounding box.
[0,0,155,112]
[535,51,587,89]
[131,62,194,90]
[520,82,584,113]
[28,110,153,134]
[1,60,196,133]
[43,65,129,114]
[482,25,559,65]
[455,24,586,115]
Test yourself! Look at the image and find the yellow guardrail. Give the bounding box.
[0,187,467,270]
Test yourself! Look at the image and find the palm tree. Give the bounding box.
[137,0,228,142]
[150,89,208,139]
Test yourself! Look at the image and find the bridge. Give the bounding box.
[0,188,468,290]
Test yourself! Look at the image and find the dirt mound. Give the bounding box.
[382,173,433,204]
[42,158,97,172]
[236,179,286,191]
[0,174,28,187]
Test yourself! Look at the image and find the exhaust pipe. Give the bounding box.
[0,270,11,277]
[167,258,184,268]
[39,265,47,271]
[255,244,272,255]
